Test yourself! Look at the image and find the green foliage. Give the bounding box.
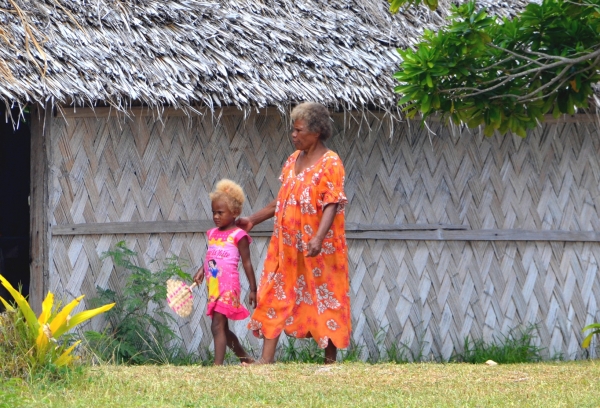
[0,378,32,407]
[393,0,600,137]
[384,336,427,363]
[384,342,412,364]
[0,275,114,379]
[581,323,600,348]
[0,309,33,379]
[339,338,364,363]
[278,337,326,363]
[367,325,428,363]
[451,325,544,364]
[85,241,195,364]
[389,0,438,12]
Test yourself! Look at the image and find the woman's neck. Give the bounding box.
[295,142,329,175]
[301,141,327,158]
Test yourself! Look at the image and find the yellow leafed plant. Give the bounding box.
[0,274,115,368]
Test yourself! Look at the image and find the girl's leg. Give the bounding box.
[225,328,253,364]
[324,339,337,364]
[211,312,228,365]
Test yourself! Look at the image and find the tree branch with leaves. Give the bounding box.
[392,0,600,136]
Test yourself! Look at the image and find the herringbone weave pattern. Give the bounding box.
[48,112,600,360]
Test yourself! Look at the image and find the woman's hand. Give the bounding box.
[306,203,338,257]
[236,217,254,232]
[248,291,257,308]
[306,237,324,257]
[193,268,204,286]
[236,199,277,232]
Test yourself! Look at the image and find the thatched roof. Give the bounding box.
[0,0,529,113]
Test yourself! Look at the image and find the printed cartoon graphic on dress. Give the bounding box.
[208,259,220,301]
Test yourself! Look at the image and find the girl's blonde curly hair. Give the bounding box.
[209,179,245,216]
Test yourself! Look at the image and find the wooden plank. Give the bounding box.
[29,103,52,314]
[0,249,7,310]
[346,229,600,241]
[50,221,462,235]
[51,220,213,235]
[345,222,467,231]
[51,220,275,235]
[441,229,600,241]
[51,221,600,241]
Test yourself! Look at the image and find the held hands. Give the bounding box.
[193,268,204,286]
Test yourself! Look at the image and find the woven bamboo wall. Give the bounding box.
[46,110,600,360]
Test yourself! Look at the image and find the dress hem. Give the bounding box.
[207,302,250,321]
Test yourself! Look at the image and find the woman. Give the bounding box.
[237,102,351,364]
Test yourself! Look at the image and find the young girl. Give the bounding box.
[193,179,257,365]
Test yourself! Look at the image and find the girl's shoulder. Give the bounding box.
[230,228,252,245]
[206,227,218,239]
[207,227,252,245]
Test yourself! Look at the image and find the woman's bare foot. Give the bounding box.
[324,339,337,364]
[239,356,255,365]
[241,358,273,366]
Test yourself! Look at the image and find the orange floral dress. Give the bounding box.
[248,150,351,349]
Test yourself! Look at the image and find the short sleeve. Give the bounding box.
[206,228,217,240]
[318,153,348,210]
[233,228,253,245]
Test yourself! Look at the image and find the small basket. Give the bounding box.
[166,279,198,317]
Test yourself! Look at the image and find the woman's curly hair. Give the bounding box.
[291,102,333,141]
[209,179,245,216]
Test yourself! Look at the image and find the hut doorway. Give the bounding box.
[0,109,31,305]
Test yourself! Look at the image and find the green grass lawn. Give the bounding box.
[3,361,600,407]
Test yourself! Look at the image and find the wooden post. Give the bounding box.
[29,104,51,314]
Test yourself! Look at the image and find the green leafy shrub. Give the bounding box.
[582,323,600,349]
[0,274,114,379]
[452,325,543,364]
[85,241,197,364]
[393,0,600,137]
[389,0,438,12]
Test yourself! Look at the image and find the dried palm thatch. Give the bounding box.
[0,0,529,114]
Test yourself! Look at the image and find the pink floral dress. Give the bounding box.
[204,227,252,320]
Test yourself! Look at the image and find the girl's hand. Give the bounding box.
[306,237,323,257]
[238,236,258,309]
[236,217,254,232]
[193,268,204,286]
[248,291,257,308]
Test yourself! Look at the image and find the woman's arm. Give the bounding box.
[237,236,257,308]
[236,199,277,232]
[306,203,339,257]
